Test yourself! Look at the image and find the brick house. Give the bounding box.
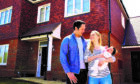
[0,0,129,84]
[122,16,140,83]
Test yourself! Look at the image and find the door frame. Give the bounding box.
[36,40,47,77]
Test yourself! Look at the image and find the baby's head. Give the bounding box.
[106,46,116,55]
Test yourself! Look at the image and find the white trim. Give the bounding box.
[36,42,42,77]
[47,36,53,71]
[52,24,61,39]
[21,35,47,41]
[36,38,53,76]
[0,6,12,12]
[64,0,90,17]
[37,3,51,24]
[122,46,140,49]
[28,0,45,4]
[121,13,125,29]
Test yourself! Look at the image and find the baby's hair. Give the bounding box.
[112,48,116,55]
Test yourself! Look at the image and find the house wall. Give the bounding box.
[110,0,128,83]
[0,0,21,40]
[15,40,38,76]
[19,0,37,36]
[0,39,18,77]
[111,0,125,43]
[36,0,110,81]
[0,0,127,83]
[0,0,22,77]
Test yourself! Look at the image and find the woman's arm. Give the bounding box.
[98,56,116,66]
[84,47,104,62]
[87,53,104,62]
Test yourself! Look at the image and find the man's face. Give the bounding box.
[75,24,86,36]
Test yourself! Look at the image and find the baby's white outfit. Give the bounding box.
[90,50,112,76]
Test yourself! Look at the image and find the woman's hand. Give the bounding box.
[98,60,106,66]
[97,53,105,58]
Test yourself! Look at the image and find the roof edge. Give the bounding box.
[117,0,129,20]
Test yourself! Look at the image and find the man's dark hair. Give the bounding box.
[112,48,116,55]
[73,20,85,30]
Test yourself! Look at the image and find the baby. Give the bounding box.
[91,46,116,76]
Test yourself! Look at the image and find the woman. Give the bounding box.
[84,30,116,84]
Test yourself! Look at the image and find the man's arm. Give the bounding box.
[60,37,70,73]
[60,37,77,84]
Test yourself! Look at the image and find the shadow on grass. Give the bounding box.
[0,78,41,84]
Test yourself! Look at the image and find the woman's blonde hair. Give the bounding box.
[88,30,102,53]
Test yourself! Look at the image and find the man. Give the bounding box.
[60,20,88,84]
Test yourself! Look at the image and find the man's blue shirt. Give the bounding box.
[60,33,87,74]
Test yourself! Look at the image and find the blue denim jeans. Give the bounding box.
[88,74,112,84]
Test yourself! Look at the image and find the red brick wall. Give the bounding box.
[0,39,18,77]
[0,0,22,40]
[111,0,125,43]
[15,40,38,76]
[35,0,109,37]
[19,0,37,36]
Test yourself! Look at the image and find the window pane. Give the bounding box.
[40,41,47,47]
[3,45,9,63]
[0,45,5,63]
[0,12,5,25]
[67,0,73,16]
[40,8,45,22]
[4,10,9,24]
[45,6,50,21]
[75,0,81,14]
[8,9,12,23]
[83,0,90,12]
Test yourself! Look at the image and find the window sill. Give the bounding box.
[0,64,7,66]
[0,23,11,26]
[64,11,90,18]
[37,21,49,25]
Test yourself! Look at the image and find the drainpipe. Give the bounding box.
[108,0,111,48]
[44,34,49,80]
[108,0,113,82]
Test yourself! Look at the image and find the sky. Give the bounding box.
[122,0,140,17]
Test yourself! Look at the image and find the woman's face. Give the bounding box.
[90,32,99,42]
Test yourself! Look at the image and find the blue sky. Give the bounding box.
[122,0,140,17]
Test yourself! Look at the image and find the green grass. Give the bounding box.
[0,78,39,84]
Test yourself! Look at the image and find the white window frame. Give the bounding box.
[121,13,125,29]
[64,0,90,17]
[37,3,51,24]
[0,6,12,25]
[0,44,9,65]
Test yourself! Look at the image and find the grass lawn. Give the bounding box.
[0,78,39,84]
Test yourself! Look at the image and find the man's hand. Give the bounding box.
[67,72,77,84]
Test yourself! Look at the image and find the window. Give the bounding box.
[0,6,12,25]
[0,44,9,65]
[121,13,125,29]
[65,0,90,17]
[37,3,51,23]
